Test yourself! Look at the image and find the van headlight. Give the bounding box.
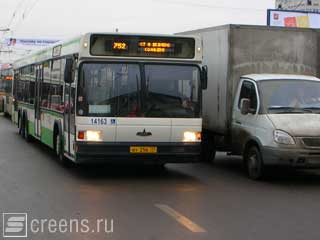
[183,131,201,142]
[274,130,295,145]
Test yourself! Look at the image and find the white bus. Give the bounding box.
[13,33,207,165]
[0,65,14,117]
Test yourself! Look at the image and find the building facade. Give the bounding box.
[276,0,320,12]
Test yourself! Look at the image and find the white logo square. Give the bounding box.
[2,213,27,238]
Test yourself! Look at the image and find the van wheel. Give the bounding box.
[244,146,264,180]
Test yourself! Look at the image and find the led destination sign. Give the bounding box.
[113,42,128,50]
[138,41,174,53]
[90,34,195,59]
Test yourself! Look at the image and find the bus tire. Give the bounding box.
[54,132,70,167]
[203,145,216,163]
[201,133,216,163]
[0,98,4,113]
[20,114,25,138]
[3,97,7,115]
[154,163,166,171]
[23,114,31,142]
[17,110,20,130]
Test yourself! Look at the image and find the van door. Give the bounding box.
[232,79,259,154]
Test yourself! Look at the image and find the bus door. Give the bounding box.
[34,65,43,138]
[64,84,75,156]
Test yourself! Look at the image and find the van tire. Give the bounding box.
[244,145,264,180]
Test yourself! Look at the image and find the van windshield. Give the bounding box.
[258,79,320,114]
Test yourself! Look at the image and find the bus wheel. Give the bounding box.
[18,114,23,135]
[244,145,264,180]
[154,164,166,171]
[203,146,216,163]
[23,119,31,142]
[55,133,70,166]
[201,139,216,163]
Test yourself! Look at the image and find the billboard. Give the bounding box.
[4,38,59,47]
[275,0,320,13]
[267,9,320,28]
[0,64,12,70]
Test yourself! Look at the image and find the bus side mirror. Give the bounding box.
[64,58,74,83]
[201,65,208,90]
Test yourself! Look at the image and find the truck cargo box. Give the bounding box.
[180,25,320,135]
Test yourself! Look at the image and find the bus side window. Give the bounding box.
[70,87,75,134]
[41,61,51,108]
[50,59,63,112]
[29,65,35,104]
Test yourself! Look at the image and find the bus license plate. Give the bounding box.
[130,146,158,154]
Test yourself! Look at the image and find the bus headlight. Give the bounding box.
[183,131,201,142]
[78,130,102,142]
[274,130,295,145]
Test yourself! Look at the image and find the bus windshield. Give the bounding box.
[78,63,200,118]
[0,69,13,94]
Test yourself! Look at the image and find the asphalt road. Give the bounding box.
[1,116,320,240]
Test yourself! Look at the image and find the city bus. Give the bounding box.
[13,33,207,165]
[0,64,14,117]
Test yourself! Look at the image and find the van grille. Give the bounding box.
[302,138,320,148]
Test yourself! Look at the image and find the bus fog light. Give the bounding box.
[183,131,197,142]
[86,130,102,142]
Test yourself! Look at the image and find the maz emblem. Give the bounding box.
[136,129,152,137]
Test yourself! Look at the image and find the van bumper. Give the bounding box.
[262,146,320,167]
[74,142,201,164]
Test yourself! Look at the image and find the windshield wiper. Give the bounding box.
[302,107,320,113]
[268,106,312,114]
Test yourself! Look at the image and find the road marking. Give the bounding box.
[155,204,207,233]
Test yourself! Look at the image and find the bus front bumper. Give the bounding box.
[74,142,201,164]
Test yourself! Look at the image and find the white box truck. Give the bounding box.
[181,25,320,179]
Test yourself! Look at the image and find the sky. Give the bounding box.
[0,0,274,62]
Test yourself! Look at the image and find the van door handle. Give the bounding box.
[236,121,242,125]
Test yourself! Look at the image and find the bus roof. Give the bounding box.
[13,33,202,69]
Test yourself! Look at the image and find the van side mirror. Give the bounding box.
[64,58,74,83]
[240,98,251,115]
[201,65,208,90]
